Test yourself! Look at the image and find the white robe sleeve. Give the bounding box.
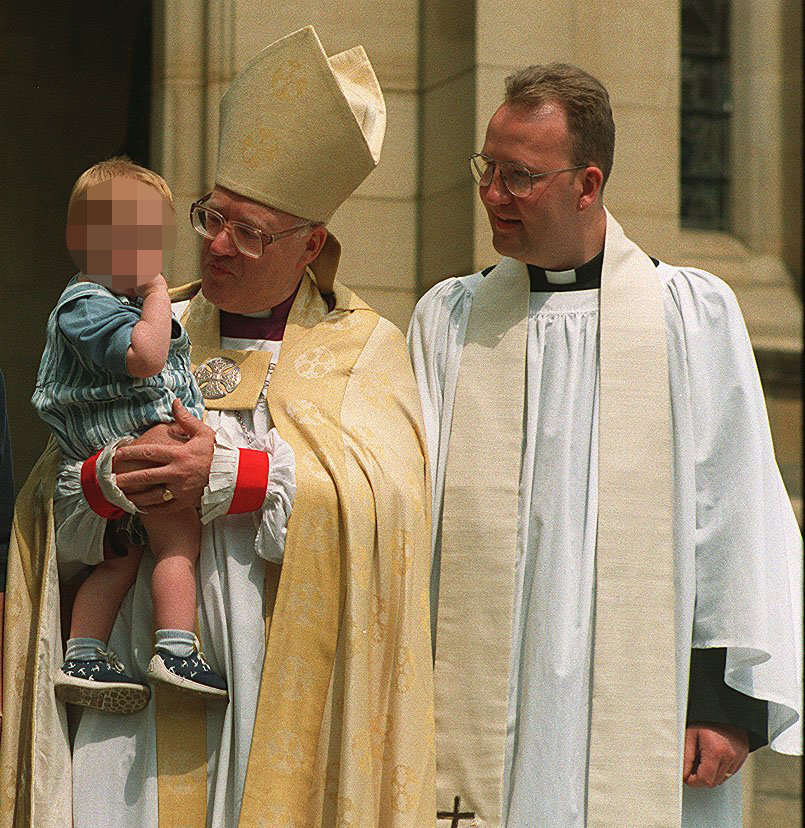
[49,435,148,581]
[668,267,803,754]
[408,275,481,641]
[200,428,296,564]
[52,462,107,579]
[407,275,480,502]
[51,443,139,580]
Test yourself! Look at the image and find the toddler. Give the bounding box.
[32,157,226,713]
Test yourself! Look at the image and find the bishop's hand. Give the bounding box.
[683,722,749,787]
[113,399,215,513]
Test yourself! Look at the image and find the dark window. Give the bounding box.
[680,0,731,230]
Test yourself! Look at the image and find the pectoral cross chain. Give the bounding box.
[437,796,476,827]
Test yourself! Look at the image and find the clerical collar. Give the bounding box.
[527,249,604,292]
[219,282,336,340]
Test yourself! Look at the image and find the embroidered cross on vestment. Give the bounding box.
[437,796,476,827]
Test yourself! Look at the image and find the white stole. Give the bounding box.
[434,210,679,827]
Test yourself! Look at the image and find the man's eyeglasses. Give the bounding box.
[469,153,588,198]
[190,195,312,258]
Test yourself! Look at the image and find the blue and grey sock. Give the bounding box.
[155,628,196,659]
[64,637,106,662]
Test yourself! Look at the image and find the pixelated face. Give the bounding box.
[65,177,177,291]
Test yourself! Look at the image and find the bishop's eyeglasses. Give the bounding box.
[469,152,587,198]
[190,195,312,258]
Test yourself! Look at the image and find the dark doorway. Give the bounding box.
[0,1,153,487]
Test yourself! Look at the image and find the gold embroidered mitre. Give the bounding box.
[216,25,386,224]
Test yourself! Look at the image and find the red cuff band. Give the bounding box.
[81,450,126,520]
[227,448,270,515]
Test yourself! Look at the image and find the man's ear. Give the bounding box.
[578,166,604,211]
[302,224,328,268]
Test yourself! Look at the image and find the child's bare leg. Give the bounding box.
[113,422,200,632]
[141,508,200,632]
[114,422,227,697]
[69,541,143,641]
[56,530,149,713]
[143,507,227,698]
[64,422,175,646]
[55,422,199,712]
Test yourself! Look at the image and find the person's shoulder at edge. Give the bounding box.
[412,270,487,320]
[57,274,116,299]
[657,260,746,328]
[51,276,116,314]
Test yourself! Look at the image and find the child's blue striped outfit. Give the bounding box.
[32,277,203,459]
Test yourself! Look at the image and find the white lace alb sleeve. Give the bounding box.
[52,438,140,580]
[200,427,296,564]
[95,437,141,514]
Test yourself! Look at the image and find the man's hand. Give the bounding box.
[683,723,749,787]
[113,400,215,513]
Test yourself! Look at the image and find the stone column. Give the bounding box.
[472,0,579,270]
[575,1,680,251]
[725,0,803,350]
[418,1,477,291]
[731,0,795,263]
[151,0,236,287]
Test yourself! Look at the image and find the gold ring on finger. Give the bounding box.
[162,487,174,502]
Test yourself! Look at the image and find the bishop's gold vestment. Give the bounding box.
[1,270,436,828]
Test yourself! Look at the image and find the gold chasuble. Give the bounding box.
[0,441,72,828]
[435,210,679,828]
[182,267,436,828]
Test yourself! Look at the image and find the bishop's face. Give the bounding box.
[479,102,588,270]
[199,186,326,314]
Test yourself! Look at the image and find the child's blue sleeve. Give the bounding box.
[57,294,140,375]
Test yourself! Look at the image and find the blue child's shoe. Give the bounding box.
[147,647,228,700]
[54,647,150,714]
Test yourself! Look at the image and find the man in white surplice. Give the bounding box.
[408,63,801,828]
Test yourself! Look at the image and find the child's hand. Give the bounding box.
[135,273,168,298]
[127,274,172,376]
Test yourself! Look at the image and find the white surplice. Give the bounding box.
[408,262,802,828]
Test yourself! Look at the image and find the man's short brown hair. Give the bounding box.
[504,63,615,187]
[68,156,174,216]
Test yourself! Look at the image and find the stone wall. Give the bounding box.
[151,0,805,350]
[744,747,803,827]
[0,2,153,488]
